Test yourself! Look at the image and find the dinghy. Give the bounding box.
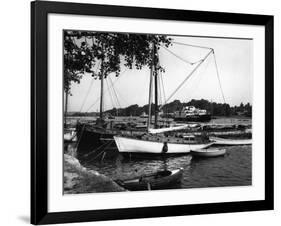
[191,148,226,157]
[115,168,183,191]
[209,136,252,146]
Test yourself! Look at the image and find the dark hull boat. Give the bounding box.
[76,123,119,159]
[174,113,211,122]
[76,122,146,159]
[115,168,184,191]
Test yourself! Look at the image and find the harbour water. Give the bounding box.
[81,145,251,190]
[66,116,252,127]
[66,116,252,191]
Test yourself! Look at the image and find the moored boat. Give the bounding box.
[113,43,215,155]
[115,168,184,191]
[190,148,226,157]
[114,134,213,154]
[209,136,252,146]
[174,106,211,122]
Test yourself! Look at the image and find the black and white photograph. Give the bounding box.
[63,30,252,194]
[0,0,276,225]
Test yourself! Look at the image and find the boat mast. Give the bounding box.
[153,43,158,129]
[64,90,68,126]
[99,57,104,119]
[147,42,155,130]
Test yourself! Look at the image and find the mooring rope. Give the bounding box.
[84,140,114,163]
[83,140,112,158]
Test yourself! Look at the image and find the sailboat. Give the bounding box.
[75,60,146,157]
[114,42,214,154]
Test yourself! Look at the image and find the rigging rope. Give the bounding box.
[161,46,196,65]
[85,68,128,112]
[105,79,116,110]
[213,51,226,103]
[159,71,167,105]
[172,41,213,51]
[160,49,213,109]
[186,54,211,99]
[108,76,122,109]
[78,61,101,112]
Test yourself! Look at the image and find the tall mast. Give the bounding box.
[147,42,155,130]
[147,64,153,130]
[99,58,104,119]
[153,43,158,129]
[64,90,68,126]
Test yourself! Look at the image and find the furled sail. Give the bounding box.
[148,124,192,134]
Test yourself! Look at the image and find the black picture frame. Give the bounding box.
[31,1,274,224]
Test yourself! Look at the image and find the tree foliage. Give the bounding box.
[103,99,252,117]
[64,30,172,93]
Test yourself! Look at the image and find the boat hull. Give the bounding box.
[76,124,146,158]
[191,148,226,157]
[76,125,119,158]
[209,136,252,146]
[174,114,211,122]
[114,136,213,154]
[117,169,183,191]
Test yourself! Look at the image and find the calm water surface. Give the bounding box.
[82,145,252,190]
[68,116,252,190]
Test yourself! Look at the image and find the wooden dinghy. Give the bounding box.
[191,148,226,157]
[115,168,184,191]
[209,136,252,146]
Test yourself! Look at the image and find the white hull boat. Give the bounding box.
[114,136,213,154]
[191,148,226,157]
[209,136,252,146]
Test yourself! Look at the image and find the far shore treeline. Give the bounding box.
[67,99,252,117]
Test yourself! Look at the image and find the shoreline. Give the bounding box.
[64,153,125,194]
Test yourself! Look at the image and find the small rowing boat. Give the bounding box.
[209,136,252,146]
[115,168,184,191]
[191,148,226,157]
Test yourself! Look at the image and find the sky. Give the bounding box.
[67,34,253,112]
